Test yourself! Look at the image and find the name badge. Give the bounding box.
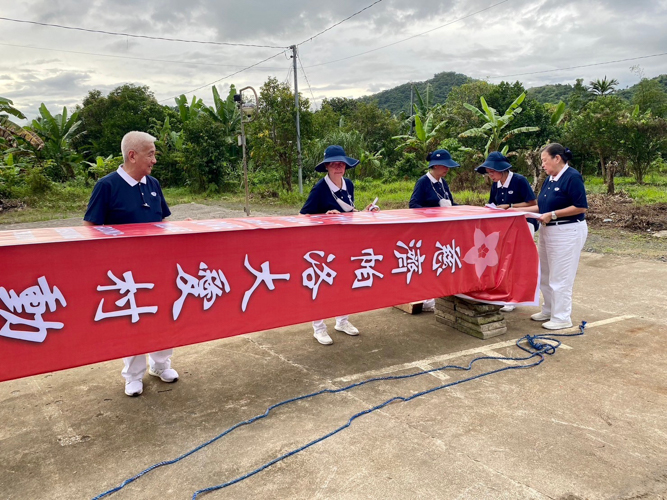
[508,190,514,194]
[554,187,560,191]
[439,199,452,207]
[151,192,157,196]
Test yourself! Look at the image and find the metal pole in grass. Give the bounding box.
[235,86,258,216]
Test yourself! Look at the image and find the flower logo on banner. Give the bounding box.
[463,229,500,278]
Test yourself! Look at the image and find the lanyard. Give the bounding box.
[431,181,448,200]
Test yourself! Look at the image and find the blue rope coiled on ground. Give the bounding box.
[92,321,586,500]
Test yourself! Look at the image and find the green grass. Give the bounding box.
[585,174,667,204]
[2,173,664,225]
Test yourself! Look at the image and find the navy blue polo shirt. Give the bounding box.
[489,172,538,230]
[409,173,456,208]
[538,165,588,222]
[84,168,171,225]
[489,172,536,206]
[300,177,355,215]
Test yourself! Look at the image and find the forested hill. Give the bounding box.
[358,72,667,112]
[357,71,472,115]
[527,74,667,104]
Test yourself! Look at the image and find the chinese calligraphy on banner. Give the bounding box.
[0,207,539,382]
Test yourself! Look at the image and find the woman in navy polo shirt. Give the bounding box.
[476,152,538,312]
[409,149,459,311]
[300,145,376,345]
[409,149,459,209]
[520,143,588,330]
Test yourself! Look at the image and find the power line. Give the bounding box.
[285,64,293,87]
[297,0,386,46]
[485,52,667,79]
[159,50,287,103]
[297,54,317,103]
[0,16,287,49]
[304,0,511,68]
[0,42,288,70]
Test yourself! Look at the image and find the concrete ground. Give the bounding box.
[1,252,666,500]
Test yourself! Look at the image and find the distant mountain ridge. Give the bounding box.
[358,71,472,115]
[358,72,667,113]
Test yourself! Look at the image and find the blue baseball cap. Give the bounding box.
[475,152,512,174]
[315,145,359,172]
[427,149,460,168]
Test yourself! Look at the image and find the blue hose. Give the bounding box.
[92,321,586,499]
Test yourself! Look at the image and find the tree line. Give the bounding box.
[1,73,666,200]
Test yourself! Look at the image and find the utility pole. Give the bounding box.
[290,44,304,194]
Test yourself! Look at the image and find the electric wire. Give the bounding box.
[296,0,386,46]
[0,42,288,70]
[285,64,293,87]
[297,54,317,103]
[484,51,667,79]
[304,0,511,68]
[158,50,287,103]
[0,16,286,49]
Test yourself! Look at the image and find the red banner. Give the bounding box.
[0,207,538,382]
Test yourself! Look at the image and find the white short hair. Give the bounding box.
[121,131,156,162]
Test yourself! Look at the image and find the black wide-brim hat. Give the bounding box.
[427,149,460,168]
[315,145,360,172]
[475,151,513,174]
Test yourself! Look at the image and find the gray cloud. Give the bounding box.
[1,0,666,120]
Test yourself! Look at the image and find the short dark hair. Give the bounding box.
[542,143,573,164]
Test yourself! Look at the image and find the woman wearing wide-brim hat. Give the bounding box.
[300,145,377,345]
[476,151,538,312]
[512,143,588,330]
[409,149,459,209]
[408,149,459,312]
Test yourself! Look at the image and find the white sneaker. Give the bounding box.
[314,328,333,345]
[500,305,516,312]
[334,320,359,336]
[125,380,143,397]
[149,366,179,383]
[531,312,551,321]
[542,320,573,330]
[422,299,435,312]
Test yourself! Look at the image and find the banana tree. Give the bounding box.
[203,85,241,140]
[31,104,85,179]
[458,92,539,156]
[357,149,383,178]
[393,113,447,157]
[174,94,204,123]
[0,96,44,150]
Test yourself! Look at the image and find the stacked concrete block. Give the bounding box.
[434,296,507,339]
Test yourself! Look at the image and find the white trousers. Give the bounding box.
[537,221,588,323]
[313,316,348,332]
[121,349,173,383]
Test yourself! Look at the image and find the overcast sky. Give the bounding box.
[2,0,666,120]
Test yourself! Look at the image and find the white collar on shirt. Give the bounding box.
[550,164,569,182]
[117,165,147,186]
[497,170,514,189]
[325,174,347,192]
[426,171,444,185]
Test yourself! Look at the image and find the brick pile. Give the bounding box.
[434,296,507,339]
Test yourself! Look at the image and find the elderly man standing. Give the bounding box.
[83,131,179,397]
